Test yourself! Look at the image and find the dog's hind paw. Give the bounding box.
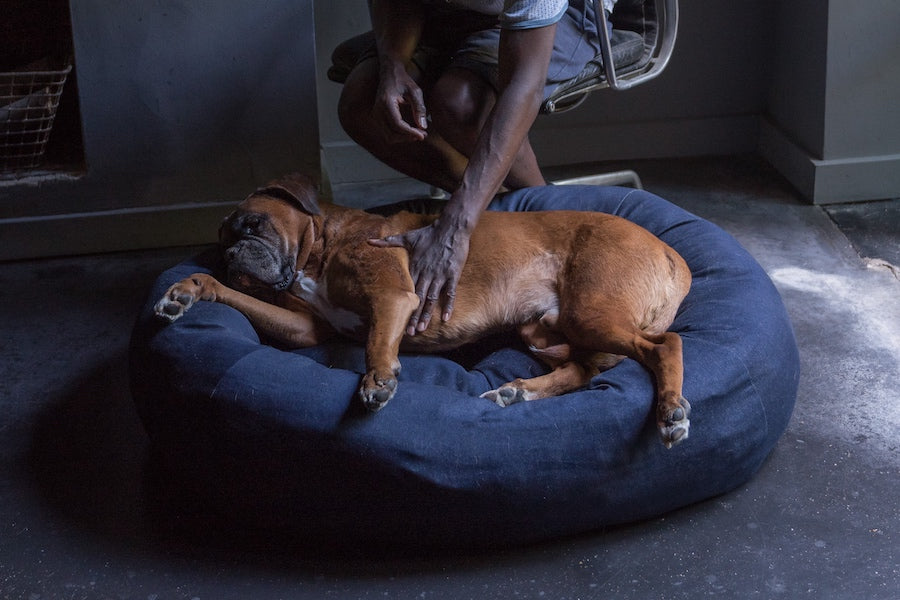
[480,385,530,407]
[658,396,691,449]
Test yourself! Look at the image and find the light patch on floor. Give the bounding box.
[770,266,900,365]
[770,266,900,458]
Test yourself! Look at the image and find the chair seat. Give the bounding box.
[542,29,644,113]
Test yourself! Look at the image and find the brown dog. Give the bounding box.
[155,174,693,447]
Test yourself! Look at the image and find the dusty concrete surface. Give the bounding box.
[1,156,897,599]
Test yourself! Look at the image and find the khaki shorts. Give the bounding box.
[357,0,602,100]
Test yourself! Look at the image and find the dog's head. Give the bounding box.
[219,173,322,295]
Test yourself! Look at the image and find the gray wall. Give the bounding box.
[0,0,319,260]
[761,0,900,203]
[530,0,775,165]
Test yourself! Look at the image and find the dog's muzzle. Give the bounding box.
[224,239,295,292]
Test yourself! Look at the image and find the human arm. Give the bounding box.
[371,23,558,334]
[369,0,429,141]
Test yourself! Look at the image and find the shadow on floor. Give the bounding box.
[27,352,599,577]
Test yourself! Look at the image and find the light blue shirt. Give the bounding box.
[500,0,569,29]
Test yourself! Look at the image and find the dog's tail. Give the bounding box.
[528,343,572,364]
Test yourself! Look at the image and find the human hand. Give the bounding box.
[369,220,470,335]
[373,59,429,143]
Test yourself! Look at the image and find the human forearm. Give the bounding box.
[441,25,557,231]
[369,0,429,138]
[371,0,425,65]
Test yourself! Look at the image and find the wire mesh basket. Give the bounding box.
[0,64,72,175]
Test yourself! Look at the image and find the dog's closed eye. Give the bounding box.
[242,214,264,235]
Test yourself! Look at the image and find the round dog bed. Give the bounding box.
[129,185,799,549]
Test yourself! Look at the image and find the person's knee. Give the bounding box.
[337,61,380,141]
[429,71,493,143]
[430,83,471,129]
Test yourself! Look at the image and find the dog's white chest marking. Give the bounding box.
[290,271,364,335]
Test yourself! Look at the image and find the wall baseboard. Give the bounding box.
[321,114,762,188]
[760,119,900,204]
[532,114,761,166]
[0,202,235,261]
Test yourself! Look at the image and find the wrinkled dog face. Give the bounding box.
[219,210,296,295]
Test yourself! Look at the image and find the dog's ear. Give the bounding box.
[218,210,238,241]
[254,173,321,215]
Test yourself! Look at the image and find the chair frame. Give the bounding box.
[598,0,678,91]
[546,0,678,189]
[543,0,679,114]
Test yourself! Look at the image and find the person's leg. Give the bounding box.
[337,56,469,192]
[427,1,603,190]
[504,135,547,189]
[429,67,546,189]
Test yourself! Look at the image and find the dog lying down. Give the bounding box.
[155,174,692,447]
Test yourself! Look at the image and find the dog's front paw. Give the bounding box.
[658,396,691,449]
[154,289,195,323]
[153,275,215,323]
[359,371,398,412]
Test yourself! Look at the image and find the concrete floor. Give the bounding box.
[1,156,897,599]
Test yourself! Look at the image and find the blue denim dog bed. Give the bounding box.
[129,185,798,549]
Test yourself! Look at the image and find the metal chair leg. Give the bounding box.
[551,169,643,189]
